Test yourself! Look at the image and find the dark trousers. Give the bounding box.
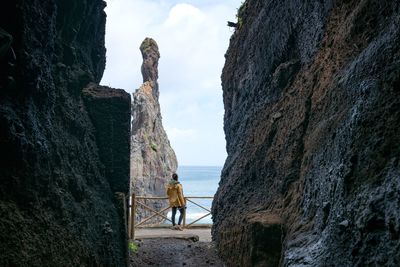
[171,207,185,226]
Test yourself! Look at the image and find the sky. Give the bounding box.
[101,0,242,166]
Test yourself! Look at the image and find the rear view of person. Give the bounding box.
[166,173,186,230]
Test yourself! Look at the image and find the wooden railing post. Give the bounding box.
[128,196,131,238]
[130,193,136,239]
[183,197,187,228]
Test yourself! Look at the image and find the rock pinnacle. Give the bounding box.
[140,37,160,99]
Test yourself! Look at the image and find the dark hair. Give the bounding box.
[172,173,178,180]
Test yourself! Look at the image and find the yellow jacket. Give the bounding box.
[166,180,185,207]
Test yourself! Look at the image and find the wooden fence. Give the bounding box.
[128,195,213,239]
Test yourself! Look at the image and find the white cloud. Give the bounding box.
[166,127,197,141]
[164,4,204,27]
[102,0,242,165]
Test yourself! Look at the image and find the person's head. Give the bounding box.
[172,173,178,181]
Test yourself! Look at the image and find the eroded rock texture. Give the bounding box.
[212,0,400,266]
[131,38,177,222]
[0,0,130,266]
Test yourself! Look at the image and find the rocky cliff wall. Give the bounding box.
[131,38,177,222]
[0,0,130,266]
[212,0,400,266]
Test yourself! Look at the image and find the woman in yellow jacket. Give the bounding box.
[166,173,186,230]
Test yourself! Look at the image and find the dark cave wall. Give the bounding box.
[83,84,131,196]
[212,0,400,266]
[0,0,130,266]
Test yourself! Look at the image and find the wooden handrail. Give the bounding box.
[184,196,214,199]
[186,198,211,213]
[128,195,214,239]
[135,196,168,199]
[136,200,172,223]
[135,196,213,199]
[135,206,171,228]
[186,212,211,227]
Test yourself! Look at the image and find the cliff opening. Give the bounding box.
[99,1,242,266]
[101,0,242,233]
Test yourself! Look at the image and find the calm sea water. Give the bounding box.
[167,165,222,224]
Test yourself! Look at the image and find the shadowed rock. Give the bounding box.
[213,0,400,266]
[0,1,130,266]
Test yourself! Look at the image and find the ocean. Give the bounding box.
[167,165,222,225]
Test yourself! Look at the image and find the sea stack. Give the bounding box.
[131,38,178,222]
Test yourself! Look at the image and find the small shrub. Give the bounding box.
[128,242,139,253]
[150,142,158,152]
[236,1,247,29]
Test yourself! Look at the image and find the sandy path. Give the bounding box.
[130,228,224,266]
[129,238,224,267]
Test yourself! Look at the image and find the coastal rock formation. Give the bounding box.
[0,0,130,266]
[212,0,400,266]
[131,38,177,222]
